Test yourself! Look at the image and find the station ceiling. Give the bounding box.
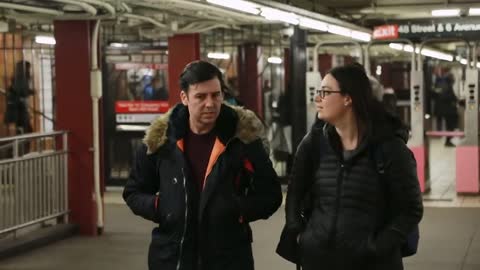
[1,0,479,62]
[277,0,480,24]
[0,0,368,45]
[5,0,479,32]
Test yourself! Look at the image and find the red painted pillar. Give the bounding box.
[237,43,262,118]
[54,21,97,236]
[168,34,200,106]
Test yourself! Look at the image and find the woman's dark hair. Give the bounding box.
[328,63,385,131]
[179,60,228,93]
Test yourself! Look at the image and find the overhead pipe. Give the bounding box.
[121,14,168,29]
[78,0,115,16]
[0,2,64,16]
[54,14,114,21]
[48,0,97,15]
[90,20,104,234]
[121,3,132,13]
[180,24,232,33]
[131,1,266,23]
[180,22,202,31]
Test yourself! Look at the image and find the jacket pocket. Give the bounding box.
[148,228,179,267]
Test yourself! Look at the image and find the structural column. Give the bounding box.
[456,68,480,193]
[237,43,262,118]
[289,27,307,153]
[168,34,200,106]
[54,20,98,235]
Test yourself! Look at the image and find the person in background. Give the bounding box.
[434,73,458,147]
[382,86,398,116]
[4,60,34,135]
[116,71,133,101]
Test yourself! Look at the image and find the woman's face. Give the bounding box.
[315,74,351,124]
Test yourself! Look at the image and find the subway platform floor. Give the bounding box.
[1,201,480,270]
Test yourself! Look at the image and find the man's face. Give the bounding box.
[180,77,224,131]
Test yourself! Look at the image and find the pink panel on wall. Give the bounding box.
[456,146,480,193]
[410,145,428,193]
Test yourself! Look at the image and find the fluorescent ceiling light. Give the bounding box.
[351,31,371,42]
[207,52,230,59]
[376,65,382,76]
[404,45,415,53]
[267,56,282,64]
[206,0,260,15]
[469,8,480,16]
[432,9,460,17]
[458,58,480,69]
[35,36,56,45]
[420,48,453,61]
[389,43,453,61]
[327,25,351,37]
[261,7,299,25]
[110,42,128,48]
[116,125,148,131]
[106,55,130,62]
[389,43,404,50]
[299,17,327,31]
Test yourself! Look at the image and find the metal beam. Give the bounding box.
[0,2,64,16]
[254,0,372,33]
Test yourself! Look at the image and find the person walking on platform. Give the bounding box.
[434,73,458,147]
[277,63,423,270]
[123,60,282,270]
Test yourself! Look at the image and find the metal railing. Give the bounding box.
[0,131,69,235]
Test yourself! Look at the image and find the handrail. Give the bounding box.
[0,131,67,143]
[0,131,69,235]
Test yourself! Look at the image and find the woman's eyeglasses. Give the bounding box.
[315,89,342,98]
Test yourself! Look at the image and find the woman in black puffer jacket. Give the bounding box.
[282,64,423,270]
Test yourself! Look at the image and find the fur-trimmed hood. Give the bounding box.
[143,103,267,154]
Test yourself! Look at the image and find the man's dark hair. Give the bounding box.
[179,60,227,93]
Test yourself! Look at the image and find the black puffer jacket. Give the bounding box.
[123,104,282,270]
[285,113,423,270]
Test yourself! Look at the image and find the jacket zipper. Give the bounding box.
[196,139,235,268]
[176,168,188,270]
[329,163,345,247]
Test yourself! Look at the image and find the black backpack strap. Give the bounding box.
[370,140,420,257]
[372,143,385,175]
